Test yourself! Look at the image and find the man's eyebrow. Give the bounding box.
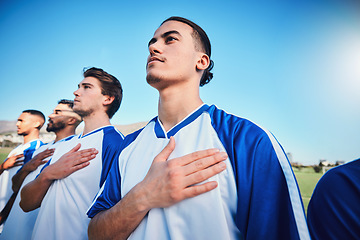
[148,30,182,47]
[162,30,181,38]
[78,82,93,87]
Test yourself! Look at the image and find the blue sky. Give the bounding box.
[1,0,359,165]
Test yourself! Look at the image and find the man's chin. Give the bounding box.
[146,74,161,85]
[73,109,91,118]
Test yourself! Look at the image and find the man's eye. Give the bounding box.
[166,36,176,43]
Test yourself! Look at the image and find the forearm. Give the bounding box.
[88,183,149,240]
[19,172,53,212]
[0,163,4,175]
[0,192,17,225]
[11,168,30,193]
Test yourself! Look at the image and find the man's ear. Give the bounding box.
[103,95,115,107]
[33,121,41,130]
[67,117,77,125]
[196,53,210,71]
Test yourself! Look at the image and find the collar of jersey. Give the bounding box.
[153,104,210,139]
[78,125,114,139]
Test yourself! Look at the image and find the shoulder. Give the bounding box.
[102,126,124,139]
[206,104,270,144]
[28,139,43,149]
[32,142,52,154]
[316,158,360,190]
[120,124,148,150]
[101,126,125,147]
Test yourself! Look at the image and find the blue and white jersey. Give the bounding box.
[307,158,360,240]
[0,139,43,233]
[87,104,309,240]
[31,126,124,240]
[0,135,76,240]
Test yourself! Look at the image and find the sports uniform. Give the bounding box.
[88,104,309,239]
[31,126,124,240]
[0,139,43,233]
[0,135,75,240]
[307,158,360,240]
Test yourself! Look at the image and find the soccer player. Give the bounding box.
[0,110,45,233]
[307,158,360,239]
[0,99,82,240]
[20,67,124,240]
[87,17,310,239]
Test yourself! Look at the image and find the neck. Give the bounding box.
[158,83,203,131]
[23,131,40,144]
[82,112,111,135]
[54,127,76,143]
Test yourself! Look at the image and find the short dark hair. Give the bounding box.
[58,99,74,109]
[83,67,123,119]
[22,109,45,129]
[161,16,214,87]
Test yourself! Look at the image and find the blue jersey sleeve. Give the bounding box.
[307,159,360,240]
[87,128,142,218]
[87,155,122,218]
[100,127,124,187]
[23,140,43,164]
[208,105,309,239]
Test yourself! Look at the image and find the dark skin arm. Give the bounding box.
[0,192,17,225]
[11,148,54,193]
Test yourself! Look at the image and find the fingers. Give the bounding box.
[40,160,48,166]
[183,160,226,187]
[183,151,227,176]
[153,136,176,163]
[15,159,24,165]
[68,143,81,154]
[13,161,24,167]
[71,148,98,167]
[168,148,222,169]
[43,148,55,156]
[72,161,91,172]
[182,181,219,199]
[15,154,24,159]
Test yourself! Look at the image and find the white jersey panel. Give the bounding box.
[0,139,42,233]
[0,137,73,240]
[119,113,240,240]
[32,126,123,240]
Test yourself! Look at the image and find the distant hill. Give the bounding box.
[0,120,148,136]
[115,122,148,136]
[75,122,147,136]
[0,121,17,134]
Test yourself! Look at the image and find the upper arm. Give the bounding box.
[232,128,308,239]
[87,156,122,218]
[307,164,360,239]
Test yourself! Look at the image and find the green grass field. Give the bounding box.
[0,146,322,215]
[293,167,323,214]
[0,147,12,164]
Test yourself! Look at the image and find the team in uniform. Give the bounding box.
[0,135,75,239]
[0,16,357,240]
[32,126,124,239]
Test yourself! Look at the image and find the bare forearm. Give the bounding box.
[0,192,17,225]
[20,173,53,212]
[12,169,30,193]
[88,184,149,240]
[0,163,4,175]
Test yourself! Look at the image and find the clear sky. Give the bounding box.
[1,0,359,165]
